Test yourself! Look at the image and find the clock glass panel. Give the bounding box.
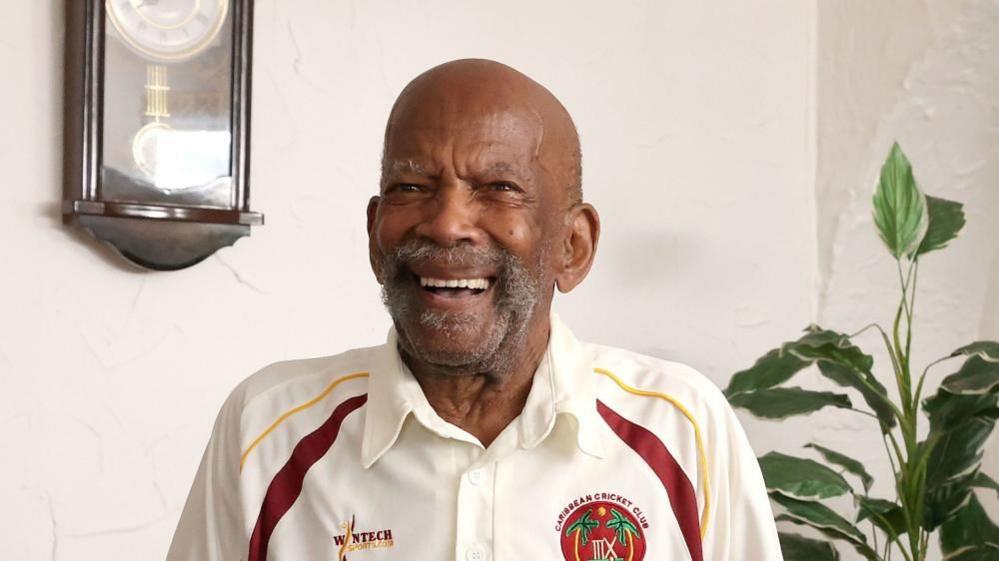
[101,0,235,209]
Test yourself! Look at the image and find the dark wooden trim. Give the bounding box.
[65,200,263,226]
[62,0,84,222]
[87,0,106,201]
[62,0,104,208]
[231,0,254,212]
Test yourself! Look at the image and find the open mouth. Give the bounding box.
[417,275,493,299]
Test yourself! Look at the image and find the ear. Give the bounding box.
[366,196,385,283]
[555,203,600,293]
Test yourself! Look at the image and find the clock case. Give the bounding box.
[63,0,262,271]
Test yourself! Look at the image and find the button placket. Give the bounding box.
[455,462,495,561]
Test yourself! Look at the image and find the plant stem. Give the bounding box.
[914,355,953,409]
[896,259,916,328]
[850,323,885,338]
[871,519,880,557]
[851,407,879,419]
[890,257,928,561]
[892,290,912,416]
[882,433,899,482]
[871,325,909,424]
[905,261,919,368]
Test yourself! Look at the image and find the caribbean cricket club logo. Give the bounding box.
[332,515,394,560]
[556,493,648,561]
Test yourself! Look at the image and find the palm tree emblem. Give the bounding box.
[606,509,640,545]
[558,501,647,561]
[565,509,600,546]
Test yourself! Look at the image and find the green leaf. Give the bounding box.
[727,327,896,429]
[952,341,999,363]
[940,494,999,558]
[779,532,840,561]
[915,195,965,256]
[872,142,929,259]
[973,473,999,497]
[818,362,897,431]
[856,496,907,539]
[929,472,983,531]
[772,493,878,561]
[942,356,999,395]
[772,493,866,542]
[728,388,852,419]
[760,452,852,501]
[784,328,898,432]
[786,326,875,374]
[925,388,999,431]
[947,544,999,561]
[922,388,999,529]
[726,348,810,396]
[806,443,874,493]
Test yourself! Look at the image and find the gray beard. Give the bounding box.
[379,239,544,376]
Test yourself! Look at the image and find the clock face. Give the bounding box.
[106,0,230,62]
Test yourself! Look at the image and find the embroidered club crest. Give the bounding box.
[559,500,646,561]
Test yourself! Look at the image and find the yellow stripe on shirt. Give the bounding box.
[239,372,369,471]
[595,367,712,539]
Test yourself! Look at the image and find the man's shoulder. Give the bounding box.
[227,343,384,413]
[585,342,730,421]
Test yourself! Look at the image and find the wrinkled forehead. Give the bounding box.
[383,99,545,173]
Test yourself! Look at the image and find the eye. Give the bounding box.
[389,183,424,194]
[486,182,517,192]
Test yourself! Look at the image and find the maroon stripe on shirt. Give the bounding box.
[597,399,703,561]
[247,394,368,561]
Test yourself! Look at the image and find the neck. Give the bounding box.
[401,313,551,447]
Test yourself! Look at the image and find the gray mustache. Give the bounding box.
[389,240,505,270]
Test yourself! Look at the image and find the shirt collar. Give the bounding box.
[360,312,605,468]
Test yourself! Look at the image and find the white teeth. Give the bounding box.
[419,277,491,290]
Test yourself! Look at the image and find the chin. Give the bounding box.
[395,309,512,372]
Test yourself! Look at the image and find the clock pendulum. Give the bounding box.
[132,63,172,180]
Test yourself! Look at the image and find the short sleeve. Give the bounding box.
[166,389,246,561]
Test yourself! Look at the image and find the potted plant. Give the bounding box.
[725,143,999,561]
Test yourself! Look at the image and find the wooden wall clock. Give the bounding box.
[63,0,262,271]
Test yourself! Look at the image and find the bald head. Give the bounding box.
[382,59,583,205]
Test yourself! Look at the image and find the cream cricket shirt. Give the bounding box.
[167,315,782,561]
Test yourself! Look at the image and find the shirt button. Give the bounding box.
[466,545,487,561]
[468,469,485,486]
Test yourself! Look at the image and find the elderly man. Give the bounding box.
[167,59,781,561]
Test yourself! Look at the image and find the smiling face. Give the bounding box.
[368,60,588,376]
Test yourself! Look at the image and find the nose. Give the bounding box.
[414,184,484,248]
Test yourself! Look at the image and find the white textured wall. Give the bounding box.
[4,0,993,560]
[815,1,999,559]
[2,2,815,559]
